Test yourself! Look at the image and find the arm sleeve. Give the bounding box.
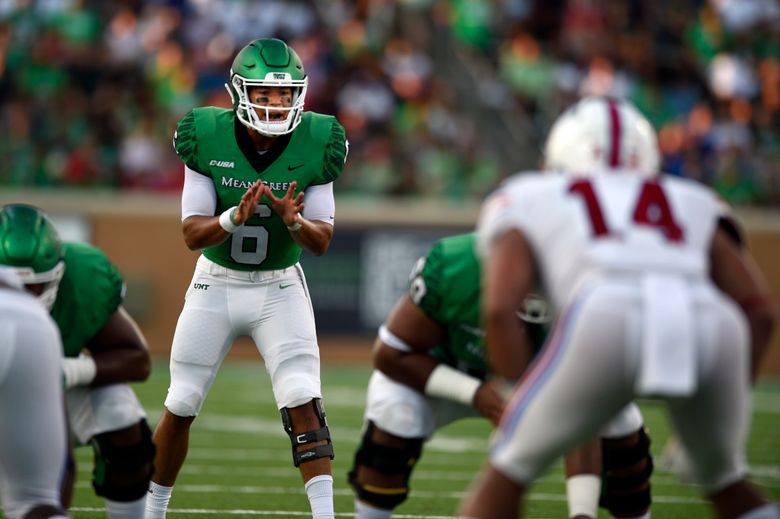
[181,166,218,221]
[302,182,335,225]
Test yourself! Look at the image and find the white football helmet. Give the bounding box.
[543,97,659,177]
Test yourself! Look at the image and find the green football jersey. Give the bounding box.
[410,233,546,380]
[174,107,348,271]
[51,242,124,357]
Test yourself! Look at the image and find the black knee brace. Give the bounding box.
[280,398,334,467]
[348,421,424,509]
[22,504,67,519]
[91,418,155,502]
[600,427,654,517]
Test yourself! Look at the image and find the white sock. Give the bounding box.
[737,504,780,519]
[612,513,651,519]
[106,495,147,519]
[355,499,393,519]
[144,482,173,519]
[305,475,334,519]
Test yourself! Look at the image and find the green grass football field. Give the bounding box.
[69,358,780,518]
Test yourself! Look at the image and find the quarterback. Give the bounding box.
[460,97,777,519]
[145,38,348,519]
[0,204,154,519]
[349,232,654,519]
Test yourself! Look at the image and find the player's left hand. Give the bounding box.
[263,181,305,227]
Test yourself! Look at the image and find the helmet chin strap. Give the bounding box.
[246,104,297,136]
[241,104,302,137]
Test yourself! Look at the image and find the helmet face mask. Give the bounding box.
[0,204,65,310]
[226,38,308,137]
[14,261,65,310]
[543,97,660,177]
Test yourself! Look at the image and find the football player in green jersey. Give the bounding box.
[146,38,348,519]
[0,204,154,519]
[0,267,70,519]
[348,233,654,519]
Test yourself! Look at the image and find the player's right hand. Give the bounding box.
[233,181,264,225]
[473,379,507,426]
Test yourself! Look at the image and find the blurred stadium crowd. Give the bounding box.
[1,0,779,205]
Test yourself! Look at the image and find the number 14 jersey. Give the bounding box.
[477,171,725,310]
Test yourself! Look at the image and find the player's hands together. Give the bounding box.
[263,181,305,227]
[233,181,264,225]
[473,379,508,426]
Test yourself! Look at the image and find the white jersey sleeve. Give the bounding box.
[302,182,335,225]
[181,166,217,220]
[476,172,552,258]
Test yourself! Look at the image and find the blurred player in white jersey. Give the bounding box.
[348,232,652,519]
[459,97,777,519]
[0,267,69,519]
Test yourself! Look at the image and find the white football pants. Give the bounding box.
[165,256,321,416]
[492,279,750,493]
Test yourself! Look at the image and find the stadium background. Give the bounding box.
[1,0,779,373]
[2,1,780,517]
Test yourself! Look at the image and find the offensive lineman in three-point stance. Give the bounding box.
[0,204,154,519]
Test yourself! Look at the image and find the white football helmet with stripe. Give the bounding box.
[543,97,659,177]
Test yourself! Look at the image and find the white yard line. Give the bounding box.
[73,481,710,504]
[70,507,459,518]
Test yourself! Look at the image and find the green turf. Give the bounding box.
[69,360,780,518]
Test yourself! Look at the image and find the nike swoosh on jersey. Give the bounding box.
[279,283,295,289]
[287,164,304,171]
